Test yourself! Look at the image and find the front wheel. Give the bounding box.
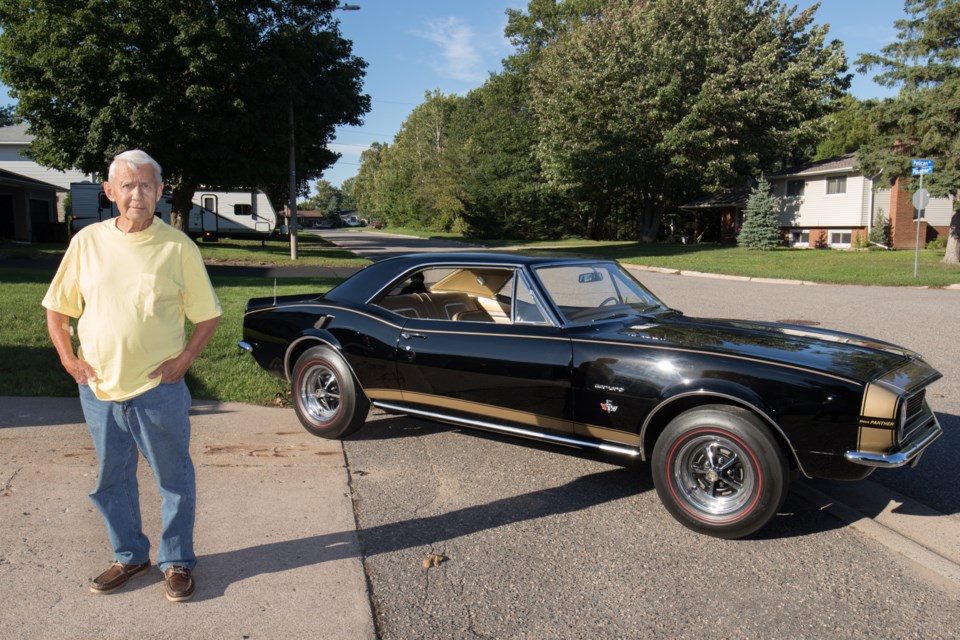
[651,405,789,539]
[291,346,369,439]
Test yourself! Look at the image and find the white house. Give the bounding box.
[0,124,94,195]
[681,154,954,249]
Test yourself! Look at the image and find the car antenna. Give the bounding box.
[274,278,277,305]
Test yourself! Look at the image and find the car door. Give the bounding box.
[393,269,574,436]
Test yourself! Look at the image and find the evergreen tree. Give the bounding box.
[856,0,960,264]
[869,208,890,247]
[737,177,782,250]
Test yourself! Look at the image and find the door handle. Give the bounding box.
[401,331,427,340]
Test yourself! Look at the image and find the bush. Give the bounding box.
[927,236,947,251]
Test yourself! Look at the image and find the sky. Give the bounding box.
[1,0,911,190]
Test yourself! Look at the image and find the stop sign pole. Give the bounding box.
[911,159,934,277]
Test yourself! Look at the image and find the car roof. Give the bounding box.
[325,252,616,303]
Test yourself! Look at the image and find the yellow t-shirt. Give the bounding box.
[42,218,222,401]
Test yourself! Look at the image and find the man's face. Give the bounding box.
[103,162,163,224]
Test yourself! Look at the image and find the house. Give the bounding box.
[0,167,65,242]
[680,154,954,249]
[1,124,95,241]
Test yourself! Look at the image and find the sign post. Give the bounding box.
[911,159,934,277]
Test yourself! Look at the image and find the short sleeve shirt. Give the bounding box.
[42,218,222,401]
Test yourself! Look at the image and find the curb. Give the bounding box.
[793,481,960,591]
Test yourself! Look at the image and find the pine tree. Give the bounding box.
[856,0,960,264]
[737,177,782,250]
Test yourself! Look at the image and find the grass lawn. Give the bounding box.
[1,234,371,269]
[351,229,960,287]
[0,267,335,404]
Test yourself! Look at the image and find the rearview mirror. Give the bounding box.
[579,272,604,283]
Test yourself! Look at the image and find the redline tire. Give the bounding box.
[652,405,789,539]
[291,346,368,439]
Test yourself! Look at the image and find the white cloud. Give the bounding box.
[328,142,372,162]
[415,17,486,83]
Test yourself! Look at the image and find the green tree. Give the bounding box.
[307,179,338,210]
[856,0,960,264]
[452,71,571,239]
[363,91,467,232]
[869,208,890,247]
[815,95,880,160]
[503,0,606,72]
[0,0,369,230]
[354,142,389,218]
[737,176,782,249]
[0,104,14,127]
[339,176,358,211]
[531,0,848,241]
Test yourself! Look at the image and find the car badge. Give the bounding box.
[600,400,619,414]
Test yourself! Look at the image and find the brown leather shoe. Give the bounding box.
[164,566,195,602]
[89,560,151,594]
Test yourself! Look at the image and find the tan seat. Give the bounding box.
[453,308,493,323]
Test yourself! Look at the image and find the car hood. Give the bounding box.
[583,313,921,384]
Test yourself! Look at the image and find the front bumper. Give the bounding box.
[844,414,942,468]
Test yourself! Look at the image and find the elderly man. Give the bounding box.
[42,149,221,602]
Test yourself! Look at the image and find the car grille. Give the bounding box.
[900,389,928,444]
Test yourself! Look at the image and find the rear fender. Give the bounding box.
[283,326,342,382]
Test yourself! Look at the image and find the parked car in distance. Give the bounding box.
[239,253,943,538]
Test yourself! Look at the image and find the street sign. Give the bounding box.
[913,188,930,211]
[912,159,934,176]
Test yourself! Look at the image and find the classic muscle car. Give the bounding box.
[239,253,943,538]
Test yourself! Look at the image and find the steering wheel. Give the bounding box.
[599,296,619,307]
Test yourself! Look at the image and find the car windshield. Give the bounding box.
[534,263,668,324]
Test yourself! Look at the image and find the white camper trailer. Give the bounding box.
[69,183,277,240]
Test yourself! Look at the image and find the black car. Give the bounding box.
[239,253,943,538]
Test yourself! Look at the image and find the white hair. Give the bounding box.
[108,149,163,184]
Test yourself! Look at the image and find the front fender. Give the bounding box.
[639,379,799,471]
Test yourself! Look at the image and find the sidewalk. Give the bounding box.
[0,397,375,640]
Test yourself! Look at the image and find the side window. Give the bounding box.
[234,204,252,216]
[513,273,547,324]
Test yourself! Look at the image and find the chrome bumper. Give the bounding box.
[237,341,253,352]
[844,414,942,468]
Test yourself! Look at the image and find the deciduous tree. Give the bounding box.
[0,0,369,230]
[530,0,848,241]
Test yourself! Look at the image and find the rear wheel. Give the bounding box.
[651,405,789,539]
[291,346,368,439]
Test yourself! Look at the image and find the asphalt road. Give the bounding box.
[317,230,960,639]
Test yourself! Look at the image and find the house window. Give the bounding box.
[829,230,852,247]
[234,204,252,216]
[786,180,805,197]
[826,176,847,195]
[790,229,810,247]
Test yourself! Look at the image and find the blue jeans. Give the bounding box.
[78,381,196,571]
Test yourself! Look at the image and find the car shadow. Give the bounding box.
[194,411,957,600]
[193,466,644,601]
[351,412,960,539]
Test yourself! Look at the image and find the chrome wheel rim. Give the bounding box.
[299,362,342,424]
[672,433,756,519]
